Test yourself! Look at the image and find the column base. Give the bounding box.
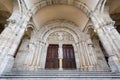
[59,68,63,71]
[88,66,94,71]
[0,55,14,75]
[108,55,120,72]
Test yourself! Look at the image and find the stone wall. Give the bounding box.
[12,20,110,72]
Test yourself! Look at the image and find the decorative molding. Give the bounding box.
[31,20,91,44]
[47,31,74,42]
[29,0,92,17]
[98,21,115,28]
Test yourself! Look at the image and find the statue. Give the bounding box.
[58,32,63,41]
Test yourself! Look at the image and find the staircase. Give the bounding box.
[0,70,120,80]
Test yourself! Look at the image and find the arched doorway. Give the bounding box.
[42,25,79,70]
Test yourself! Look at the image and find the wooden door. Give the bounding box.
[45,44,59,69]
[63,45,76,69]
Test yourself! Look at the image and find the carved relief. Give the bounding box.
[47,31,74,42]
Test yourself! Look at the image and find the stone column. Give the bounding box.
[40,42,48,69]
[0,12,31,75]
[79,41,91,71]
[36,42,43,69]
[103,21,120,55]
[24,41,35,70]
[24,36,44,70]
[87,38,97,71]
[31,41,44,70]
[79,41,86,71]
[76,43,81,69]
[30,41,39,69]
[58,43,63,70]
[91,15,120,72]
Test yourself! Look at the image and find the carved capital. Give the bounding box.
[100,21,115,27]
[7,19,16,24]
[106,21,115,26]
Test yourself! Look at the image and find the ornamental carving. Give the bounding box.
[47,31,74,42]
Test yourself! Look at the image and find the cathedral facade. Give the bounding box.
[0,0,120,80]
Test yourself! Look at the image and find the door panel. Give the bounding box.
[63,45,76,69]
[45,44,59,69]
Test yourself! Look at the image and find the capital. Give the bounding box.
[106,21,115,26]
[7,19,16,24]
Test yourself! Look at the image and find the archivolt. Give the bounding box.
[36,20,88,43]
[30,0,92,17]
[43,27,79,43]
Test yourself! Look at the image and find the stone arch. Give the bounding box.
[40,28,80,69]
[36,20,88,42]
[36,20,90,69]
[43,27,79,43]
[28,0,101,36]
[30,0,91,17]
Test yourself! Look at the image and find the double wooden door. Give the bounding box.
[45,44,76,69]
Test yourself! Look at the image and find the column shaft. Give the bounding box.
[58,43,63,70]
[0,14,30,75]
[91,15,120,72]
[79,42,85,70]
[105,25,120,52]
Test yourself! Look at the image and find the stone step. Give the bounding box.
[11,69,112,74]
[4,70,113,75]
[1,72,120,80]
[1,70,120,78]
